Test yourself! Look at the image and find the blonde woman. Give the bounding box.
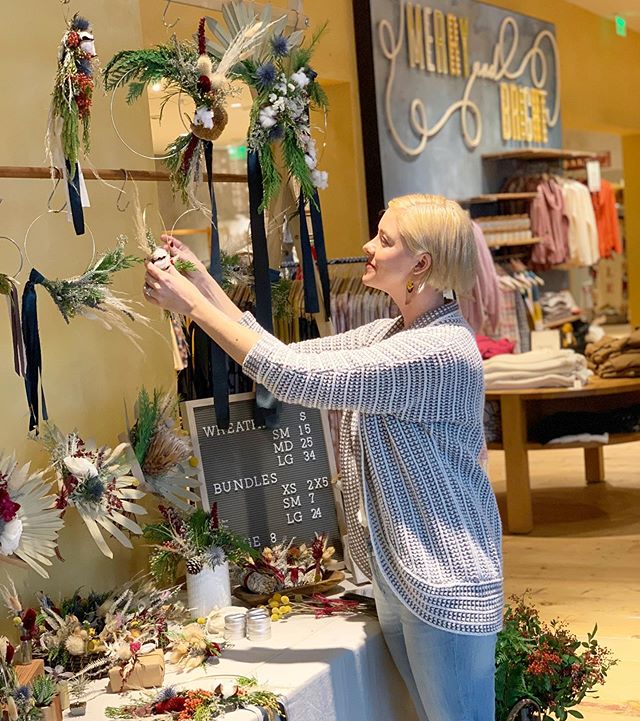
[144,194,503,721]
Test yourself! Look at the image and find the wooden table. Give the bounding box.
[486,377,640,533]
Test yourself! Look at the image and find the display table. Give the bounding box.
[65,605,418,721]
[486,377,640,534]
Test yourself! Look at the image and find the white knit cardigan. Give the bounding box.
[241,302,503,635]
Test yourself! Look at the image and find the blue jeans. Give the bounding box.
[371,559,497,721]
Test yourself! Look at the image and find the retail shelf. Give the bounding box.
[487,432,640,452]
[543,313,582,329]
[482,148,599,162]
[486,236,542,249]
[458,192,538,204]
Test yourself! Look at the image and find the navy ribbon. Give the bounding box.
[21,269,48,432]
[309,189,331,320]
[298,192,320,315]
[247,150,282,428]
[65,160,85,236]
[203,141,230,430]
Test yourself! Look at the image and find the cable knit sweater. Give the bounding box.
[240,302,503,635]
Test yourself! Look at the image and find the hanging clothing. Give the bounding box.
[530,179,570,268]
[458,223,501,335]
[559,178,599,266]
[591,179,622,259]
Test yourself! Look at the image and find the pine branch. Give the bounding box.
[282,128,315,201]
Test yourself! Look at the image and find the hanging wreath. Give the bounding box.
[35,237,146,335]
[43,426,147,559]
[0,452,63,578]
[199,4,328,209]
[103,16,274,205]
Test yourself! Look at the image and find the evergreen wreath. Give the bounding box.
[103,16,274,205]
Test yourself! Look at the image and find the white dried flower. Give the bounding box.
[291,70,310,88]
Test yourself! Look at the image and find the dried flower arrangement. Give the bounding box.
[127,388,199,511]
[164,618,224,672]
[43,426,147,558]
[0,452,63,577]
[104,677,282,719]
[144,504,255,582]
[241,533,335,595]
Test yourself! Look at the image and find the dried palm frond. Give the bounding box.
[0,453,63,578]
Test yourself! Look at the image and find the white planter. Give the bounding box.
[186,561,232,617]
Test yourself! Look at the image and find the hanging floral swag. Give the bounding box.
[46,13,97,176]
[42,426,147,558]
[103,16,275,205]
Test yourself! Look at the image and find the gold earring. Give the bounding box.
[406,279,414,293]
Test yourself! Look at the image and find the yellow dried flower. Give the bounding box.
[196,617,206,625]
[280,595,289,604]
[12,616,21,627]
[189,456,199,468]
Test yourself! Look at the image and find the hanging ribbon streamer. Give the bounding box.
[2,280,26,377]
[65,160,86,236]
[298,192,320,315]
[309,190,331,321]
[21,269,48,432]
[247,150,282,428]
[203,141,230,430]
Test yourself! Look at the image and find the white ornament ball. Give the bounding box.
[150,247,171,270]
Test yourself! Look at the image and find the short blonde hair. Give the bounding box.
[387,194,477,295]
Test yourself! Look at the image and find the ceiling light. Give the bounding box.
[230,102,242,108]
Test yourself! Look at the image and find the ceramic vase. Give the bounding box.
[186,561,232,617]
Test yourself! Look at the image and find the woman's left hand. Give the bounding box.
[143,261,205,316]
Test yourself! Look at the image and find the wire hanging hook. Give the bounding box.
[162,0,179,30]
[47,177,67,213]
[116,169,130,212]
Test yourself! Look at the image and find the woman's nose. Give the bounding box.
[363,238,375,255]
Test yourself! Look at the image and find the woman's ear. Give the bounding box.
[412,253,432,276]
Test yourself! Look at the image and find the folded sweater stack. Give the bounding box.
[484,349,592,390]
[585,330,640,378]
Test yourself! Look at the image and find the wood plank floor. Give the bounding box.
[488,442,640,720]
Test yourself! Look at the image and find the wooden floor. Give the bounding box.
[489,442,640,720]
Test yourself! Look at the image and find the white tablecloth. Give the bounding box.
[69,596,418,721]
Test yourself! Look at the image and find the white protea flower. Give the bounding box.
[43,427,147,559]
[0,452,63,578]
